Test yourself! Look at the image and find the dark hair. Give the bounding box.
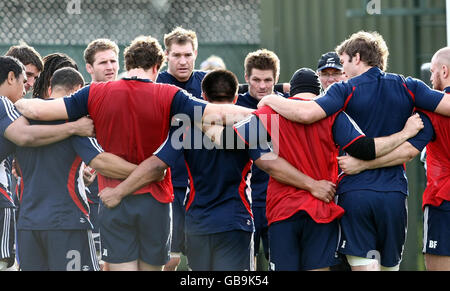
[33,53,78,99]
[124,35,165,72]
[50,67,85,93]
[5,43,43,72]
[244,49,280,79]
[0,56,25,85]
[201,69,238,102]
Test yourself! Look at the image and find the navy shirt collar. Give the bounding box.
[122,77,153,83]
[444,87,450,94]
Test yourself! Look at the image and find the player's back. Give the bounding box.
[181,126,254,236]
[318,67,442,196]
[88,79,178,164]
[87,79,180,201]
[254,106,344,225]
[15,120,98,230]
[344,68,415,137]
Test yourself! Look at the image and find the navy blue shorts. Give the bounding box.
[88,201,100,254]
[337,190,407,267]
[0,208,15,268]
[171,186,187,254]
[268,210,340,271]
[185,230,253,271]
[423,200,450,256]
[17,229,99,271]
[99,194,171,266]
[252,206,269,259]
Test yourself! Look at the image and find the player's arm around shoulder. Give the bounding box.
[4,115,94,147]
[14,97,69,121]
[258,94,326,124]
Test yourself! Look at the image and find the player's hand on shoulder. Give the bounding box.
[74,116,95,137]
[257,94,281,109]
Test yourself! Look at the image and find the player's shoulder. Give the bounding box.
[193,70,207,79]
[0,96,20,120]
[156,70,172,82]
[0,96,13,108]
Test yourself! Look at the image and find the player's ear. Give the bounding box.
[202,92,210,102]
[443,65,450,79]
[354,53,361,65]
[7,71,15,85]
[86,64,94,75]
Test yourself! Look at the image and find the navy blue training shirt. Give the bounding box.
[315,67,444,195]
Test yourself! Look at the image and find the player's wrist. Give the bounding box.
[67,121,78,136]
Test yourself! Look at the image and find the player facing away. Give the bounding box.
[0,57,98,270]
[13,36,253,271]
[258,31,450,271]
[154,69,269,271]
[156,27,206,271]
[234,68,424,271]
[15,67,137,271]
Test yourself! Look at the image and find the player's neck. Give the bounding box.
[126,68,158,82]
[293,92,316,100]
[0,86,13,101]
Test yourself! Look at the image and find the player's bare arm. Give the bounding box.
[88,152,138,180]
[257,94,327,124]
[255,152,336,203]
[98,155,168,209]
[14,97,69,121]
[434,93,450,117]
[202,103,253,126]
[338,142,420,175]
[4,115,94,147]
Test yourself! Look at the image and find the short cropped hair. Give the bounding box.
[164,27,198,52]
[0,56,25,85]
[33,53,78,99]
[244,49,280,79]
[50,67,85,93]
[124,35,166,71]
[5,43,43,72]
[201,69,238,103]
[336,31,389,71]
[84,38,119,65]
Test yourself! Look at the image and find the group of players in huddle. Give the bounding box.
[0,26,449,272]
